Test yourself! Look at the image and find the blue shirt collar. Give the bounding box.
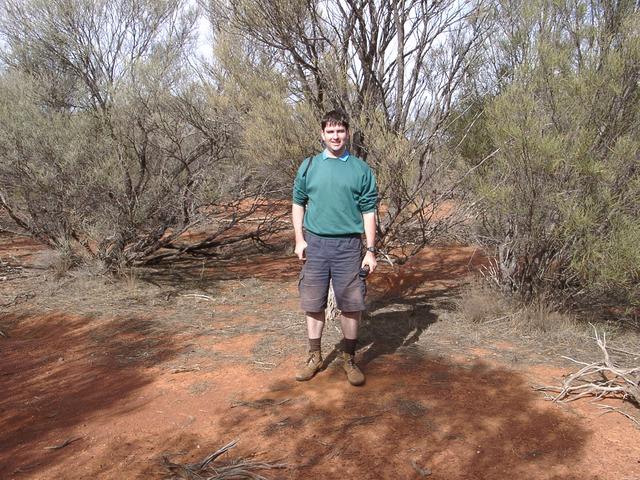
[322,149,350,161]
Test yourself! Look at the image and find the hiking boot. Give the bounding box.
[295,351,323,381]
[341,352,365,386]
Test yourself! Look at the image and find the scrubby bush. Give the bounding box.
[454,0,640,310]
[0,0,284,270]
[205,0,495,261]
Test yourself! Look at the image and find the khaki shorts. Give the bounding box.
[298,231,366,312]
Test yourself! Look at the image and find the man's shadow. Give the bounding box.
[322,289,456,368]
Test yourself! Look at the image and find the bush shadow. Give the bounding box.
[0,311,183,478]
[134,250,299,293]
[215,355,591,479]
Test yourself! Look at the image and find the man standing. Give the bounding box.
[292,110,378,386]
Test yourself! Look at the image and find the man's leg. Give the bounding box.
[307,310,326,339]
[330,236,367,386]
[295,310,325,381]
[296,232,330,381]
[306,309,325,359]
[340,310,359,346]
[340,311,365,386]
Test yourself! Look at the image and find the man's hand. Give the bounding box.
[295,240,308,261]
[291,204,306,261]
[361,250,377,273]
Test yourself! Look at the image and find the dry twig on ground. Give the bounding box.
[44,437,82,450]
[537,326,640,424]
[162,439,286,480]
[170,365,202,374]
[230,398,290,409]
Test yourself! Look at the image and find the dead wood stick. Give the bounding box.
[597,404,640,428]
[536,325,640,421]
[44,437,82,450]
[179,293,215,302]
[230,398,290,409]
[162,438,287,479]
[170,365,201,374]
[601,345,640,358]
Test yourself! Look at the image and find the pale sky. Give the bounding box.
[196,11,214,62]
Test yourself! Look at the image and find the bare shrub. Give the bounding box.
[204,0,495,262]
[0,0,286,271]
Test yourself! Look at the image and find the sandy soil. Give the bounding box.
[1,234,639,480]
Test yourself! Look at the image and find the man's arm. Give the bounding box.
[292,203,307,260]
[361,211,377,273]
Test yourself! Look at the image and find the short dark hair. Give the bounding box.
[321,109,349,130]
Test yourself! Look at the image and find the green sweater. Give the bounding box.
[292,152,377,236]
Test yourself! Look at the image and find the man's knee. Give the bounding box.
[306,310,326,320]
[334,281,366,311]
[340,310,361,320]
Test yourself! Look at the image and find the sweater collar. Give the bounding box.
[322,149,350,161]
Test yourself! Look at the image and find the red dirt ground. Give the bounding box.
[1,235,639,480]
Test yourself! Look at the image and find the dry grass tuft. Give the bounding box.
[455,280,510,324]
[51,252,74,278]
[162,439,287,480]
[511,299,576,335]
[455,280,600,346]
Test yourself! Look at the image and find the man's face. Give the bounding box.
[321,123,349,156]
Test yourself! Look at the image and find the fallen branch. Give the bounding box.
[179,294,215,302]
[341,414,382,429]
[170,365,202,374]
[230,398,290,409]
[594,344,640,359]
[537,325,640,425]
[12,462,41,474]
[252,360,277,368]
[162,439,286,480]
[44,437,82,450]
[597,404,640,428]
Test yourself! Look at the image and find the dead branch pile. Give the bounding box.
[538,326,640,423]
[162,440,286,480]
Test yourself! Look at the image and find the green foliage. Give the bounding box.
[0,0,258,269]
[208,0,493,258]
[210,32,319,188]
[461,0,640,308]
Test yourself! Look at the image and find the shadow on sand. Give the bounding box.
[0,312,183,478]
[186,352,589,479]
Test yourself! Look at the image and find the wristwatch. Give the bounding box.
[366,246,376,253]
